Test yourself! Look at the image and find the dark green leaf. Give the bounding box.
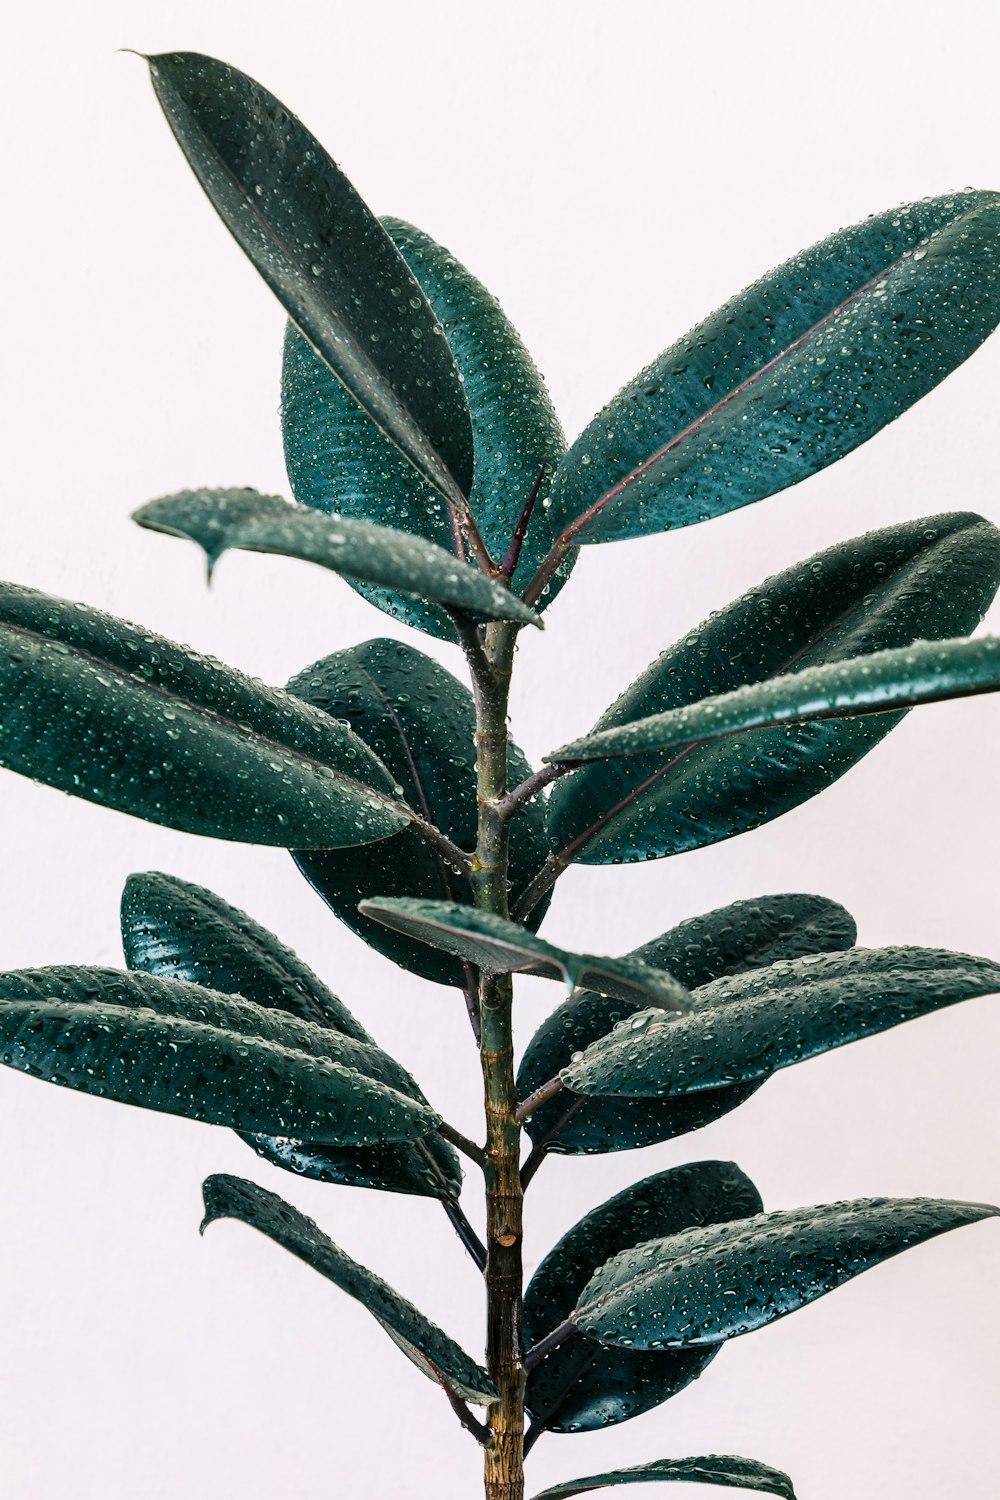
[134,490,540,627]
[201,1174,498,1403]
[146,53,474,509]
[283,216,573,639]
[358,899,690,1009]
[530,1456,796,1500]
[574,1198,999,1348]
[563,946,1000,1098]
[0,581,407,849]
[517,894,856,1155]
[550,635,1000,763]
[549,192,1000,545]
[0,970,438,1145]
[524,1162,762,1434]
[547,512,1000,864]
[121,873,461,1200]
[288,639,551,986]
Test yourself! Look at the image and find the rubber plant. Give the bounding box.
[3,49,1000,1500]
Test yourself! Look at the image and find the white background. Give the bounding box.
[1,2,999,1496]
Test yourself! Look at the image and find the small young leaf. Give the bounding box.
[573,1198,999,1348]
[548,192,1000,546]
[0,581,407,849]
[134,490,541,627]
[283,217,573,638]
[524,1162,762,1434]
[517,894,855,1156]
[549,635,1000,763]
[288,640,551,986]
[562,946,1000,1098]
[201,1174,498,1404]
[357,898,690,1008]
[145,52,474,509]
[547,512,1000,864]
[530,1455,797,1500]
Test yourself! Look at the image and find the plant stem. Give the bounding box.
[437,1120,488,1169]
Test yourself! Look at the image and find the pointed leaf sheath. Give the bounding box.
[0,969,438,1144]
[524,1163,762,1434]
[358,898,690,1009]
[530,1456,797,1500]
[134,491,540,628]
[573,1198,999,1348]
[0,581,407,848]
[563,946,1000,1098]
[549,191,1000,545]
[201,1174,498,1404]
[145,53,474,510]
[550,635,1000,762]
[121,874,461,1200]
[288,639,551,985]
[517,894,856,1156]
[547,512,1000,864]
[284,217,573,639]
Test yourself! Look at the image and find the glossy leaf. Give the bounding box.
[550,635,1000,763]
[134,490,540,627]
[201,1174,497,1403]
[563,946,1000,1098]
[283,216,573,638]
[146,52,474,509]
[288,639,551,985]
[530,1456,796,1500]
[517,894,856,1156]
[358,898,690,1009]
[574,1198,999,1348]
[524,1163,762,1434]
[121,873,461,1199]
[0,970,439,1145]
[549,192,1000,545]
[0,581,407,849]
[547,512,1000,864]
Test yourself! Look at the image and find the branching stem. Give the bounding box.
[442,1198,488,1271]
[497,762,565,821]
[514,1076,566,1124]
[438,1120,488,1169]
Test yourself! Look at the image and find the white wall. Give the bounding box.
[1,2,999,1496]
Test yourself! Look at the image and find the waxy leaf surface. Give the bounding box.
[549,192,1000,544]
[134,490,540,627]
[564,946,1000,1097]
[358,899,689,1009]
[517,894,856,1155]
[547,512,1000,864]
[202,1174,498,1403]
[574,1198,998,1347]
[524,1163,762,1433]
[530,1456,796,1500]
[0,582,406,849]
[121,874,460,1199]
[147,53,474,508]
[288,640,551,985]
[283,217,572,637]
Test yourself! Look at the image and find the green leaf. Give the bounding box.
[562,945,1000,1098]
[0,970,439,1145]
[0,581,407,849]
[201,1174,498,1403]
[524,1162,762,1434]
[283,216,573,639]
[145,52,474,510]
[548,191,1000,546]
[134,490,541,628]
[547,512,1000,864]
[517,894,856,1156]
[358,898,690,1009]
[573,1198,999,1348]
[530,1456,796,1500]
[287,639,551,986]
[121,873,461,1200]
[550,635,1000,763]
